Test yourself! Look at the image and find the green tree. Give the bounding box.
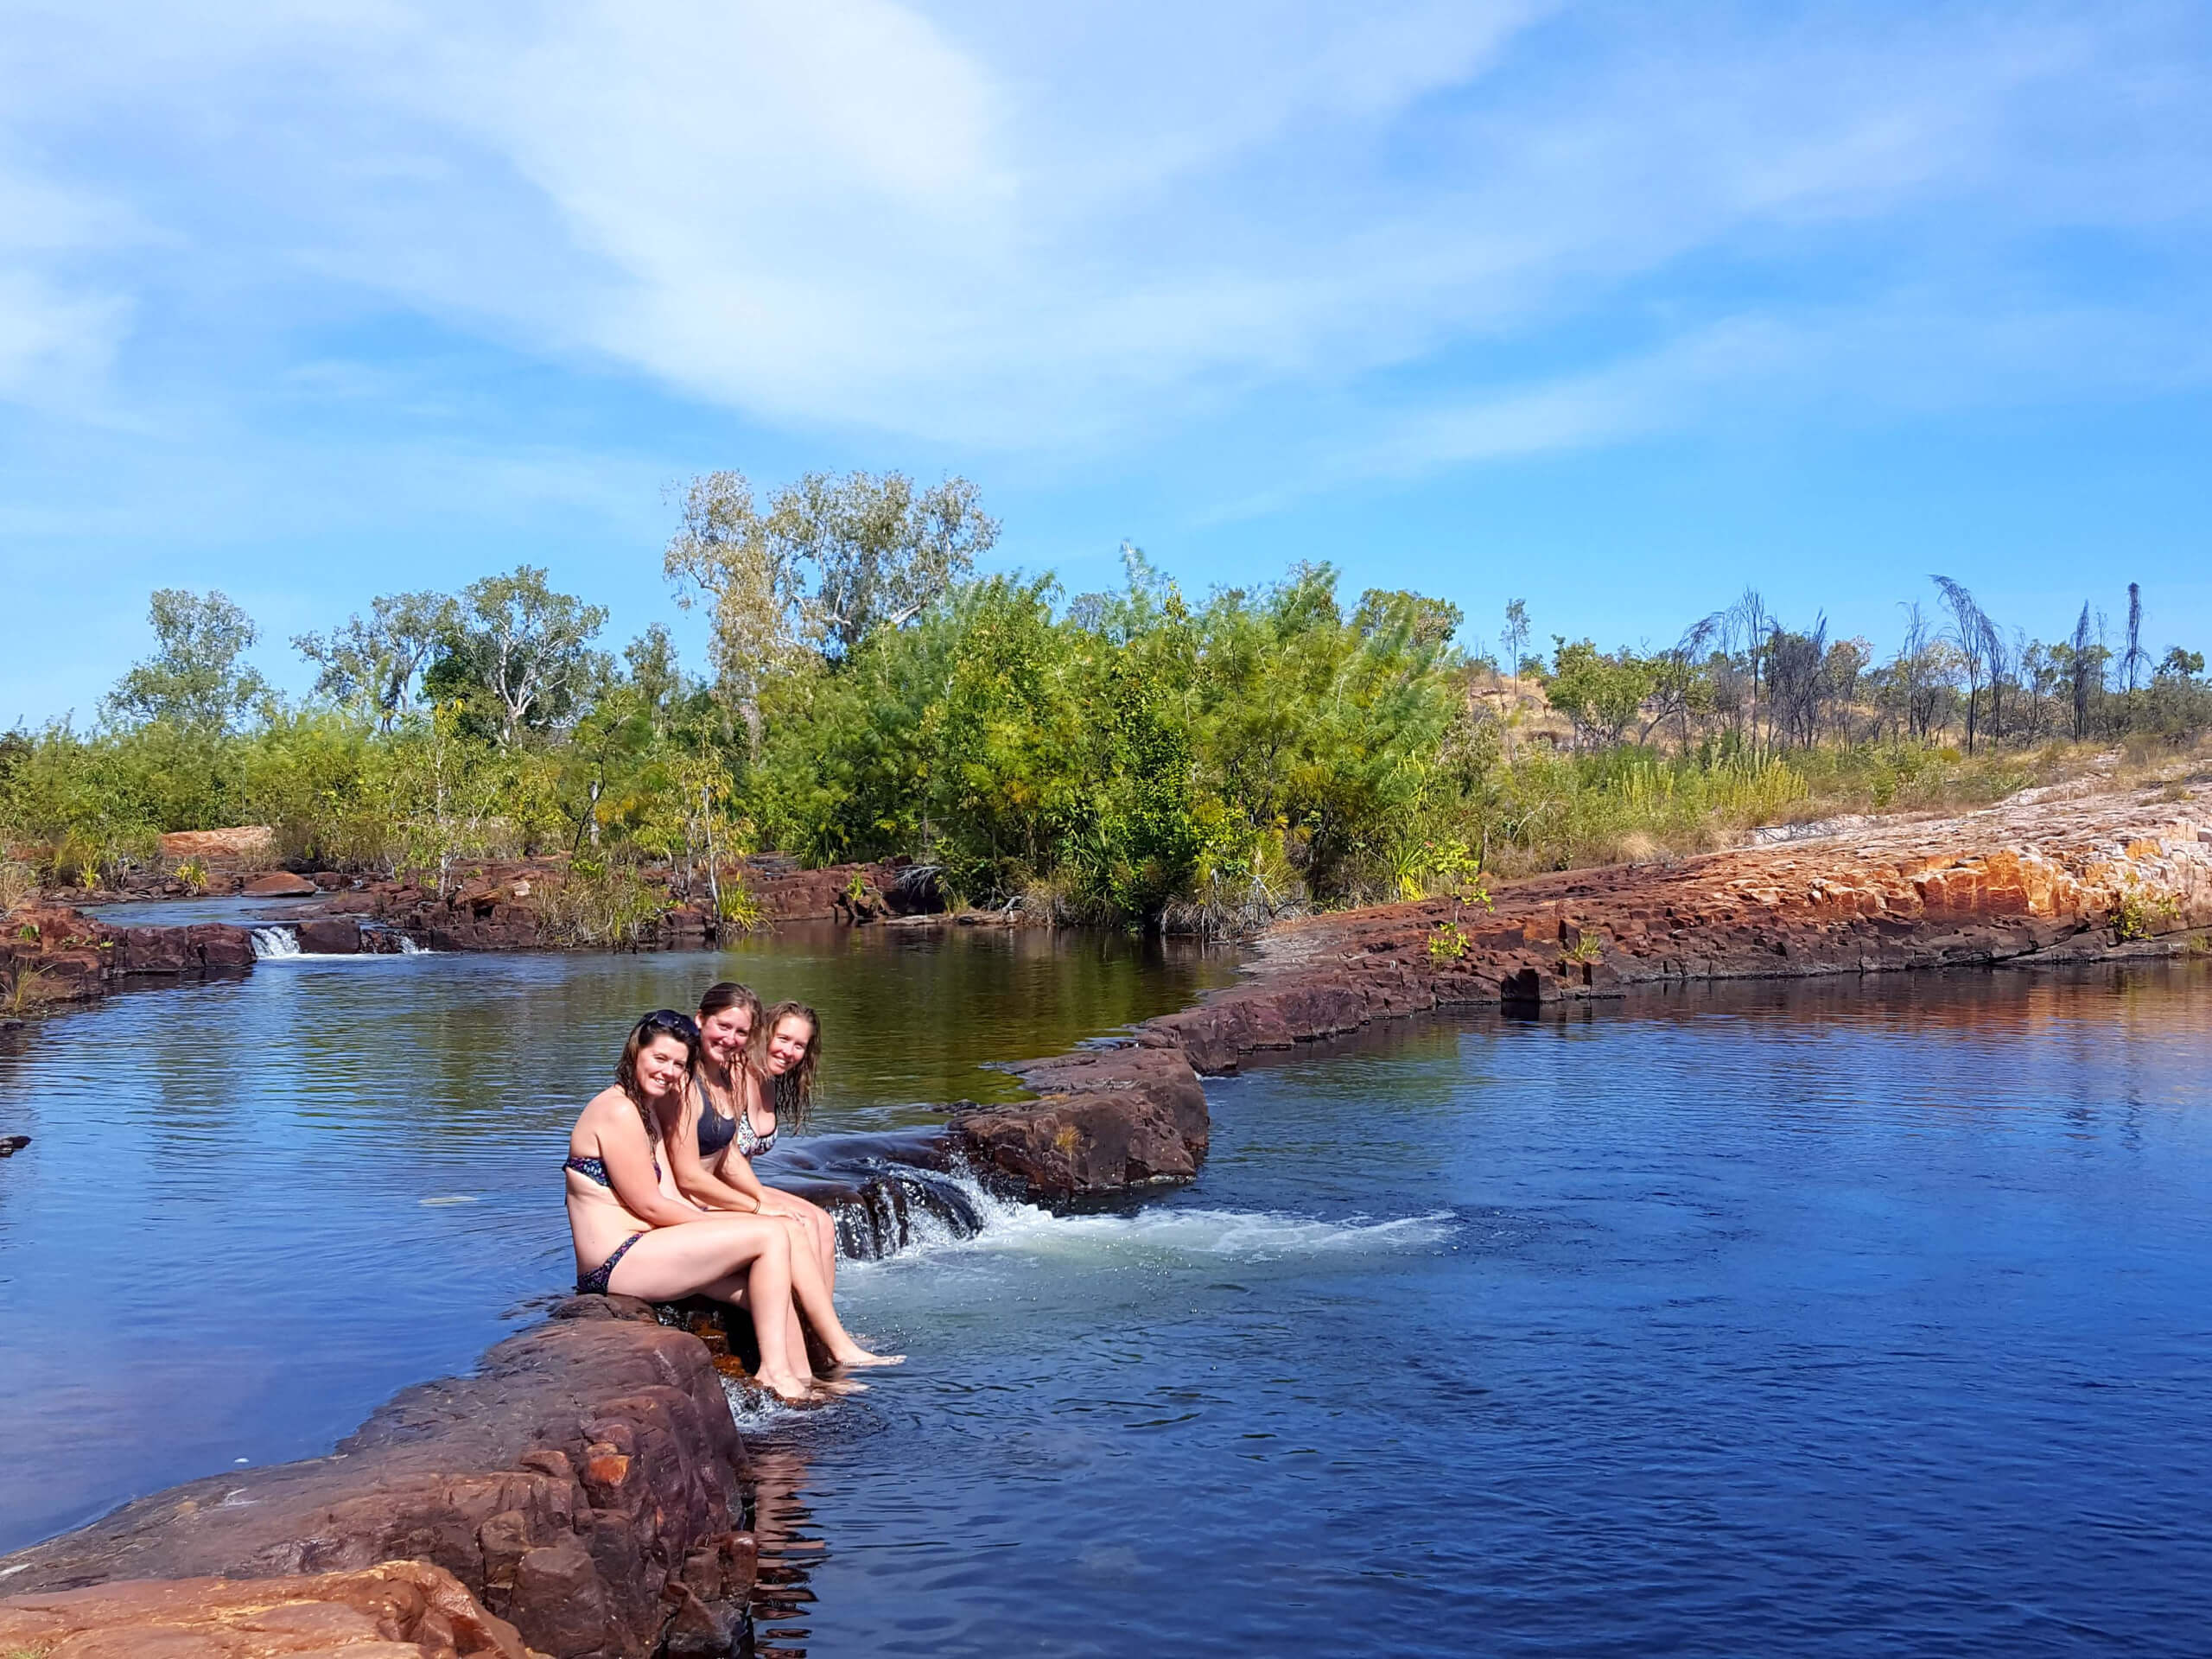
[427,567,610,747]
[1542,639,1653,747]
[105,589,270,734]
[663,471,814,755]
[292,591,458,733]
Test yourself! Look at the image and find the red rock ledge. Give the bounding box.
[0,1299,756,1659]
[952,785,2212,1194]
[0,1561,542,1658]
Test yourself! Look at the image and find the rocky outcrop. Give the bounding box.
[0,1560,543,1659]
[1160,784,2212,1071]
[0,1300,757,1659]
[949,784,2212,1194]
[950,1032,1211,1197]
[159,824,279,876]
[359,854,940,952]
[1,906,256,1006]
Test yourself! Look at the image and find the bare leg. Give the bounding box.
[763,1186,839,1291]
[605,1219,812,1401]
[783,1225,902,1368]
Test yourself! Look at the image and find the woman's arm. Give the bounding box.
[666,1082,766,1213]
[588,1096,707,1229]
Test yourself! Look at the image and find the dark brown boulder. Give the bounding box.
[0,1305,753,1659]
[296,917,364,955]
[950,1039,1210,1195]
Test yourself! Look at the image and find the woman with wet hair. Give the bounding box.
[563,1010,893,1400]
[669,984,898,1371]
[732,1001,841,1293]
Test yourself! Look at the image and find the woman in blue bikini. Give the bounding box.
[563,1010,894,1401]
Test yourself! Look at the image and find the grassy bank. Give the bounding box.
[5,472,2209,929]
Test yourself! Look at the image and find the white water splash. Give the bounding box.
[850,1161,1455,1270]
[393,934,428,956]
[247,925,300,959]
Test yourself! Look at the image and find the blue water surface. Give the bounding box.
[2,948,2207,1657]
[788,966,2212,1657]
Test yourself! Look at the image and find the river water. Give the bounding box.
[2,936,2208,1656]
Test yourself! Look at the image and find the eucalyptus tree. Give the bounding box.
[293,590,459,732]
[428,567,610,747]
[105,588,271,735]
[1932,575,1999,753]
[2067,604,2101,739]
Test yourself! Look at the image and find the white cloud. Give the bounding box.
[0,0,2206,455]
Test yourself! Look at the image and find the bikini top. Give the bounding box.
[696,1075,775,1159]
[695,1080,738,1160]
[563,1152,660,1187]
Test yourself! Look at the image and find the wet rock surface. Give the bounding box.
[950,1034,1211,1198]
[0,1302,757,1659]
[0,1560,544,1658]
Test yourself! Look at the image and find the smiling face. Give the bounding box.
[632,1032,692,1103]
[698,1001,753,1071]
[762,1013,814,1078]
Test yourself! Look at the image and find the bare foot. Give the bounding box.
[811,1376,868,1396]
[832,1349,906,1368]
[757,1370,814,1405]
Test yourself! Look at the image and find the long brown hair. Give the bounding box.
[616,1009,699,1137]
[696,982,761,1086]
[749,1000,820,1130]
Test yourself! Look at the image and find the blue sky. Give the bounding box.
[4,0,2209,721]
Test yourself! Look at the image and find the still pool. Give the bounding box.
[3,941,2209,1656]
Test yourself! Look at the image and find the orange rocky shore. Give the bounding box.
[4,784,2208,1656]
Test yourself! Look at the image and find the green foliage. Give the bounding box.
[535,856,666,950]
[741,556,1461,915]
[1541,638,1654,747]
[104,588,270,734]
[7,495,2209,937]
[2112,882,2179,943]
[717,879,766,932]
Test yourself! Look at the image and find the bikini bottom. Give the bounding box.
[576,1231,645,1296]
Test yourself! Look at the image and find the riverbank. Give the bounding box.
[944,778,2211,1193]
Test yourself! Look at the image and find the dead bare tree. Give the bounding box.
[1933,575,1996,753]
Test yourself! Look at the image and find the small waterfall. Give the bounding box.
[764,1133,995,1262]
[360,922,429,956]
[248,925,301,959]
[826,1163,988,1260]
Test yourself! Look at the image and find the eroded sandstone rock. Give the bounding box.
[0,1560,543,1659]
[0,1302,756,1659]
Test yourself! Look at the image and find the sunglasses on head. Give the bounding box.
[637,1008,700,1042]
